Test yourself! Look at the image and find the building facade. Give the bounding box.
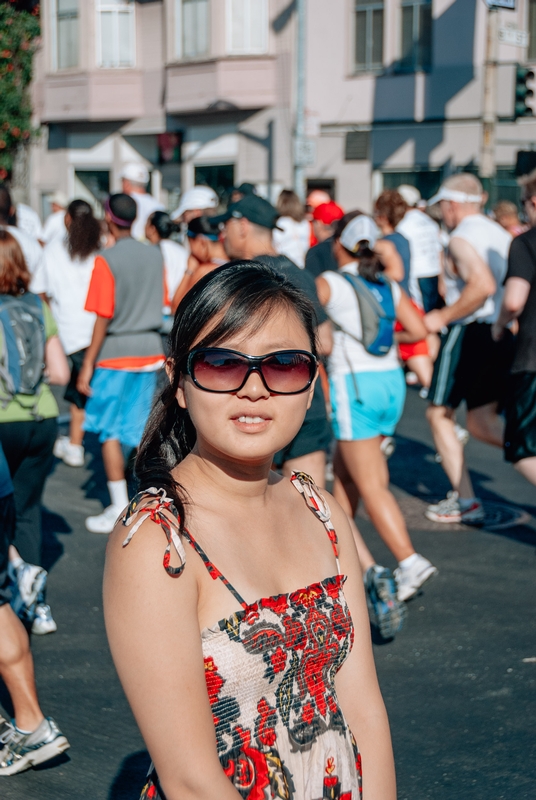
[30,0,536,216]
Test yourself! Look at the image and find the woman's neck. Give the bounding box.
[178,447,276,506]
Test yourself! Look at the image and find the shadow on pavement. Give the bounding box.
[108,750,151,800]
[41,506,72,572]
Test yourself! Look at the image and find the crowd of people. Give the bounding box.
[0,162,534,785]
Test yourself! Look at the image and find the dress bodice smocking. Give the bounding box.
[122,472,363,799]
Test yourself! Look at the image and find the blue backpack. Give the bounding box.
[336,273,396,357]
[0,292,46,409]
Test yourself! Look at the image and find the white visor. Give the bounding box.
[340,215,379,253]
[428,187,483,206]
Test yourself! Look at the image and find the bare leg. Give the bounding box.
[333,445,359,514]
[332,474,374,572]
[514,457,536,487]
[282,450,326,490]
[338,437,415,562]
[0,604,44,731]
[406,355,433,389]
[102,439,125,483]
[69,405,85,447]
[426,404,475,499]
[427,333,440,362]
[466,402,504,448]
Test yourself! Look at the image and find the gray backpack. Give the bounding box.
[0,292,46,411]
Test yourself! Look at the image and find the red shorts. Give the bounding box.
[396,303,429,362]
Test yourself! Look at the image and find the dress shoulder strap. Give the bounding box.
[290,471,341,575]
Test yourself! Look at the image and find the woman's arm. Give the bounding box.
[395,291,427,343]
[326,496,396,800]
[104,518,242,800]
[44,336,70,385]
[375,240,404,283]
[315,275,332,306]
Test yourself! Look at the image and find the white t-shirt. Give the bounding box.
[1,225,44,290]
[322,263,401,375]
[130,193,165,242]
[42,210,67,245]
[396,209,442,305]
[160,239,188,309]
[16,204,44,241]
[31,238,97,355]
[273,217,310,268]
[445,214,511,325]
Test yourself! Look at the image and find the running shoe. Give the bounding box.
[53,436,85,467]
[454,424,470,446]
[426,492,485,524]
[9,562,47,623]
[405,371,419,386]
[0,716,70,776]
[364,565,407,639]
[380,436,396,459]
[85,504,122,534]
[32,604,57,636]
[0,717,13,741]
[394,555,438,602]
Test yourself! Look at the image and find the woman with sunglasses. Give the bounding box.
[104,262,395,800]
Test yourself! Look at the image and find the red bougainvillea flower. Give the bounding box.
[6,64,14,72]
[22,131,30,139]
[0,169,7,180]
[0,141,6,149]
[2,122,9,131]
[1,50,12,58]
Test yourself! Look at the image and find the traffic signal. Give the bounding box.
[515,65,534,119]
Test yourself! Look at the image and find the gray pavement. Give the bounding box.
[1,388,535,799]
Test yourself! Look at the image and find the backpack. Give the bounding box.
[0,292,46,407]
[335,272,396,357]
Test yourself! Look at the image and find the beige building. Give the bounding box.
[30,0,536,216]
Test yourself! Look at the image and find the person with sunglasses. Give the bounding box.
[170,216,228,312]
[103,261,396,800]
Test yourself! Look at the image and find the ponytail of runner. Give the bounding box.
[135,260,318,527]
[66,200,102,260]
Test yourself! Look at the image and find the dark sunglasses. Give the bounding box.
[185,347,317,394]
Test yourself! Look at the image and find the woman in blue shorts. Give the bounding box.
[316,214,438,604]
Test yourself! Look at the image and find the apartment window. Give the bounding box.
[176,0,210,59]
[97,0,135,68]
[529,0,536,61]
[400,0,432,72]
[355,0,384,72]
[52,0,79,70]
[226,0,268,55]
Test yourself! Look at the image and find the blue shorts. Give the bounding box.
[84,369,158,448]
[329,369,406,441]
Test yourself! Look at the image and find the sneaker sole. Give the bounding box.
[0,736,70,776]
[32,621,58,635]
[19,569,47,609]
[398,566,438,602]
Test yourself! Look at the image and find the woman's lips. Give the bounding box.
[231,414,272,431]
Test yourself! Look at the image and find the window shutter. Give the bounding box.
[345,131,370,161]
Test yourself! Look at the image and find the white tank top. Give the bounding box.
[445,214,511,325]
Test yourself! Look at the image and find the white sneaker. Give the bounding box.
[405,371,419,386]
[53,436,84,467]
[14,563,47,610]
[454,424,470,446]
[380,436,396,459]
[426,492,485,524]
[32,604,57,635]
[85,505,122,534]
[394,555,438,602]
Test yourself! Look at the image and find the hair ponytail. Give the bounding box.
[67,200,101,260]
[356,242,384,283]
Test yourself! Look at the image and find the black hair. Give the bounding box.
[148,211,179,240]
[187,215,220,239]
[135,260,318,529]
[0,184,12,224]
[66,200,101,260]
[108,193,137,226]
[334,209,384,284]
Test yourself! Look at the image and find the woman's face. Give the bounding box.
[145,220,160,244]
[189,235,210,263]
[175,306,316,468]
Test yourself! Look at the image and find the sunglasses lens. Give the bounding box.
[262,352,314,393]
[191,350,248,391]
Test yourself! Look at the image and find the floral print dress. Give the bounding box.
[121,471,363,800]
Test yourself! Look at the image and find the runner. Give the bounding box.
[41,191,68,246]
[0,184,44,285]
[316,214,438,604]
[170,185,219,224]
[77,194,165,534]
[171,216,227,311]
[492,175,536,487]
[273,189,310,267]
[424,174,513,523]
[32,200,101,468]
[121,163,164,242]
[104,261,396,800]
[215,194,333,487]
[145,211,188,328]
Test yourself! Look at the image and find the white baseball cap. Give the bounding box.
[397,184,421,207]
[49,190,68,208]
[121,162,150,185]
[171,186,219,220]
[427,186,483,206]
[340,215,379,253]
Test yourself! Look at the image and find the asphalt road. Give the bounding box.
[1,388,535,800]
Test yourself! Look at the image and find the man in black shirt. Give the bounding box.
[214,195,333,486]
[493,176,536,486]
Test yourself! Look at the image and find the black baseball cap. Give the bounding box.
[233,182,257,196]
[213,195,281,230]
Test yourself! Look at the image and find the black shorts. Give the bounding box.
[0,493,16,607]
[418,276,441,313]
[64,349,88,410]
[273,416,333,468]
[429,321,514,411]
[504,371,536,464]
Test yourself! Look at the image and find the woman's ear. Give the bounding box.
[176,373,188,410]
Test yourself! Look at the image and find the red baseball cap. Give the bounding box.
[313,201,344,225]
